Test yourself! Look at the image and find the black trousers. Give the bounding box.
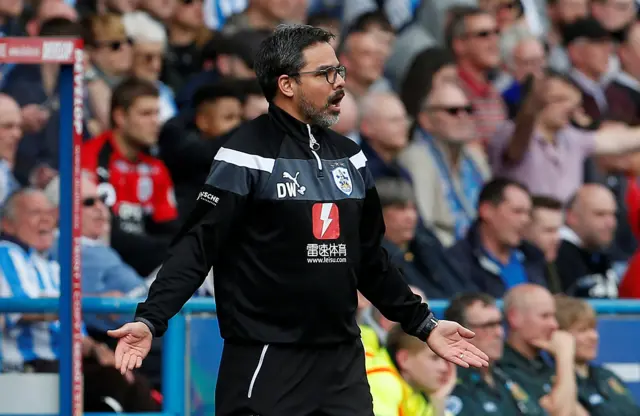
[215,340,374,416]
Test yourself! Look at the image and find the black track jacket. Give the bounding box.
[134,104,434,345]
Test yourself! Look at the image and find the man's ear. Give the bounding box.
[395,349,409,370]
[112,107,126,129]
[277,75,295,98]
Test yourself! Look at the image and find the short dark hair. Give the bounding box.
[110,77,159,126]
[306,12,339,28]
[347,10,394,35]
[444,6,487,49]
[39,17,81,37]
[376,177,415,208]
[236,78,264,98]
[544,68,582,91]
[254,24,335,102]
[193,79,244,110]
[477,177,529,208]
[444,292,497,326]
[531,195,563,211]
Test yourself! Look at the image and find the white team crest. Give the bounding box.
[331,167,352,196]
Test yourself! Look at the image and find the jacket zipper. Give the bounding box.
[306,124,324,177]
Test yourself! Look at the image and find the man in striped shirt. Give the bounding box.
[0,188,160,411]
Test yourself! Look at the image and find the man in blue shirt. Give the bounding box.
[441,178,548,297]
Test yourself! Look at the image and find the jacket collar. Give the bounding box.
[1,233,32,253]
[464,221,544,266]
[268,103,324,143]
[500,342,548,373]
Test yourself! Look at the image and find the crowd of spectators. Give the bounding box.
[1,0,640,413]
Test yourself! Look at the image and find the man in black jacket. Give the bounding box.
[442,178,548,297]
[108,24,488,416]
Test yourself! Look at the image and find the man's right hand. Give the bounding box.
[531,330,575,358]
[107,322,153,375]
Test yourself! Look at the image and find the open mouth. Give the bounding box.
[328,91,345,110]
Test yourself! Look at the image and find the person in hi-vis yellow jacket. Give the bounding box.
[366,324,456,416]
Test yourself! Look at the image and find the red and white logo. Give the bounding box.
[312,202,340,240]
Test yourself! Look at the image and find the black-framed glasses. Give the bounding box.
[427,105,474,116]
[82,194,109,207]
[290,65,347,84]
[93,38,133,51]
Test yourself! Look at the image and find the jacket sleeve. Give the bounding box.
[352,150,434,340]
[134,145,262,336]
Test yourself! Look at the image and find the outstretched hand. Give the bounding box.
[426,320,489,368]
[107,322,153,375]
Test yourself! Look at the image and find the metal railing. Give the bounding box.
[1,297,640,415]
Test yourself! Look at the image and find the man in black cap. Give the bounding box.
[564,17,637,124]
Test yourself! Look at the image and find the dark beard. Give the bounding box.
[298,93,340,128]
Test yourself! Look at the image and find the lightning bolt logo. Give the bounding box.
[319,203,333,238]
[312,202,340,240]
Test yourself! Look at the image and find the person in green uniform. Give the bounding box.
[443,292,547,415]
[498,284,580,415]
[555,295,640,416]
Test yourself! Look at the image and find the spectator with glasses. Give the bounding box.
[45,173,150,335]
[83,13,134,133]
[399,82,490,248]
[124,11,177,125]
[444,292,547,415]
[447,7,507,147]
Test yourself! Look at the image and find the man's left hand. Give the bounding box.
[426,320,489,368]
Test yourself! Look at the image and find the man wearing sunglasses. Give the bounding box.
[110,24,489,416]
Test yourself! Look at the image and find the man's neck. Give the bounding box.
[386,233,408,247]
[112,130,139,161]
[622,65,640,81]
[272,98,311,125]
[369,140,396,163]
[41,64,60,96]
[458,60,489,86]
[536,120,562,143]
[575,362,589,378]
[573,66,601,84]
[245,6,279,29]
[438,138,463,170]
[479,223,512,264]
[507,335,538,360]
[481,365,494,386]
[169,23,196,46]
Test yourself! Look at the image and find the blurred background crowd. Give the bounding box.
[1,0,640,414]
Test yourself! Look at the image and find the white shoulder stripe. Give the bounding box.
[214,147,275,173]
[350,150,367,170]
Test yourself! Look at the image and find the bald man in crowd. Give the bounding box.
[0,94,23,206]
[498,284,581,416]
[399,82,491,247]
[556,184,620,298]
[358,91,412,181]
